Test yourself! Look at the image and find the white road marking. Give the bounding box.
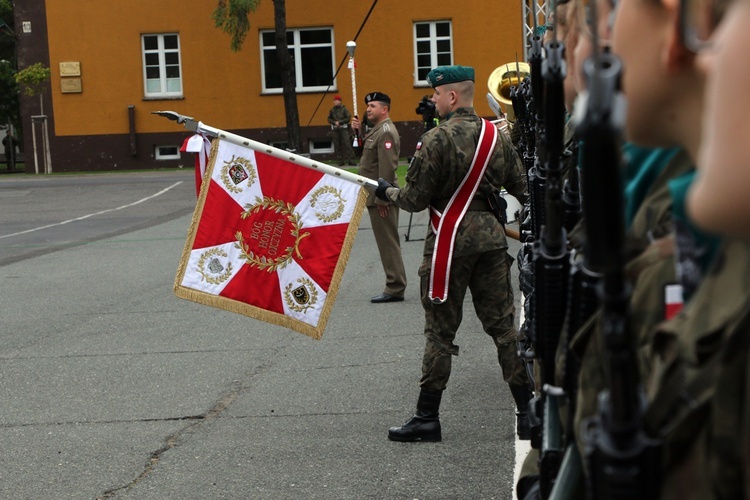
[514,295,532,496]
[0,181,183,240]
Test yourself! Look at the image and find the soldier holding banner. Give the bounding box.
[376,65,531,442]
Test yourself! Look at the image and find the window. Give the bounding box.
[309,139,334,155]
[142,34,182,98]
[413,21,453,86]
[155,145,180,160]
[260,28,335,93]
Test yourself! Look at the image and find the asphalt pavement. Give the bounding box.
[0,169,525,499]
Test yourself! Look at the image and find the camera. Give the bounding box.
[416,96,438,131]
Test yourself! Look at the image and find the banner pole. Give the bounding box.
[153,111,377,190]
[346,41,360,148]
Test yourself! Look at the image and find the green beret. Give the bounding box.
[426,65,475,88]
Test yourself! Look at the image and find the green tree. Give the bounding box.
[15,62,51,173]
[15,62,50,113]
[213,0,302,152]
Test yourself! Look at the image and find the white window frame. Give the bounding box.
[413,21,454,87]
[260,27,336,94]
[154,145,180,160]
[142,33,183,98]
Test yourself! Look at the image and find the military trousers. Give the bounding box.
[332,128,353,164]
[418,248,527,391]
[368,205,407,297]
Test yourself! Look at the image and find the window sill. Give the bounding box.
[260,89,338,96]
[142,96,185,101]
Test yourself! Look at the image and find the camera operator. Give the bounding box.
[416,95,439,132]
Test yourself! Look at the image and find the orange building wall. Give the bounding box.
[45,0,524,137]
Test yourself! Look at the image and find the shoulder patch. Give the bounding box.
[384,141,393,150]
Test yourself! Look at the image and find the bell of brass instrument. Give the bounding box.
[488,62,531,123]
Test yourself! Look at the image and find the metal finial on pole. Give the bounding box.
[346,41,359,148]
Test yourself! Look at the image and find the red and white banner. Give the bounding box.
[174,139,367,339]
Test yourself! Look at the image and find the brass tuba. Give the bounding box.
[487,62,531,123]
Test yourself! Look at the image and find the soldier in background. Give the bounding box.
[376,65,531,442]
[355,92,407,304]
[3,131,18,170]
[327,95,355,166]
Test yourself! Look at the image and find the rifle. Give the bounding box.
[575,50,661,500]
[561,142,582,232]
[512,38,542,447]
[530,36,572,498]
[526,32,546,241]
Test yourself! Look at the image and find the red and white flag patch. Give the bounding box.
[664,283,684,320]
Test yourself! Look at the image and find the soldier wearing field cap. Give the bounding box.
[327,95,355,166]
[357,91,407,304]
[376,65,532,441]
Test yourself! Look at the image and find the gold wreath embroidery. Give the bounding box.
[309,185,347,223]
[234,196,310,272]
[221,155,257,193]
[284,277,318,314]
[196,248,234,285]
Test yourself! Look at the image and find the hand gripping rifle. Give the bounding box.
[573,52,661,500]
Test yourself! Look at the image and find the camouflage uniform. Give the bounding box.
[570,148,692,463]
[359,117,407,298]
[328,104,354,165]
[516,148,693,496]
[385,107,529,390]
[645,238,750,499]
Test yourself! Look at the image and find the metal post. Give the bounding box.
[42,117,51,174]
[31,115,43,175]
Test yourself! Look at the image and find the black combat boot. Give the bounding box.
[388,388,442,442]
[509,384,533,440]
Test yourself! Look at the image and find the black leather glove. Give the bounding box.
[375,178,393,201]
